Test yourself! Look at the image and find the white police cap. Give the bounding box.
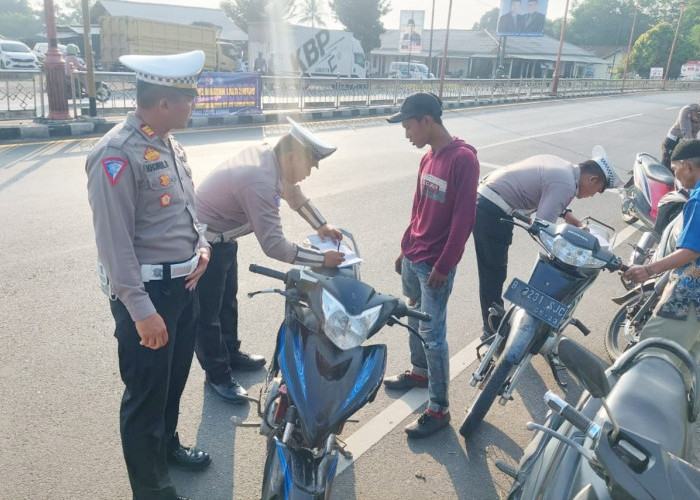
[287,117,337,165]
[591,145,623,189]
[119,50,205,95]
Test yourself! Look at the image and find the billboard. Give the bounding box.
[399,10,424,53]
[194,72,262,117]
[496,0,548,37]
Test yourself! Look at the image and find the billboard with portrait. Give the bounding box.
[496,0,548,37]
[399,10,424,53]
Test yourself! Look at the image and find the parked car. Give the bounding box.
[0,40,40,69]
[33,42,67,65]
[387,61,434,79]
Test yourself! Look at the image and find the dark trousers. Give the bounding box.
[110,278,198,500]
[662,137,679,169]
[473,195,514,333]
[195,241,239,383]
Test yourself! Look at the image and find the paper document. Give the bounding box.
[304,234,363,268]
[586,224,611,249]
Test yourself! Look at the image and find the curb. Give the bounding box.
[0,95,560,142]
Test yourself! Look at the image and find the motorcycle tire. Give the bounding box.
[95,85,110,103]
[604,291,654,362]
[621,186,638,224]
[459,357,514,438]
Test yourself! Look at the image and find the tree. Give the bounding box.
[628,22,694,78]
[566,0,655,47]
[0,0,43,42]
[297,0,326,28]
[329,0,389,54]
[220,0,296,33]
[473,7,498,31]
[54,0,96,26]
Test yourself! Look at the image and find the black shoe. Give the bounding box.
[167,434,211,471]
[230,351,266,371]
[383,371,429,390]
[480,331,494,345]
[206,375,249,404]
[405,411,451,438]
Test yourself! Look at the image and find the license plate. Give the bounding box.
[504,278,570,328]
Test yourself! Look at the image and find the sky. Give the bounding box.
[53,0,570,31]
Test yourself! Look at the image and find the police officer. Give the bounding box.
[194,118,345,403]
[86,51,211,500]
[662,103,700,168]
[474,149,623,341]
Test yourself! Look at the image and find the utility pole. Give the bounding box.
[438,0,453,99]
[82,0,97,116]
[663,0,689,90]
[551,0,570,94]
[620,0,639,91]
[43,0,70,120]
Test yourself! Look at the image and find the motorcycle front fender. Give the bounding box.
[502,309,542,364]
[611,282,655,305]
[261,437,339,500]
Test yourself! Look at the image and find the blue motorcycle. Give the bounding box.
[245,232,429,499]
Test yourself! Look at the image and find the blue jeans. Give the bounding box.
[401,257,456,414]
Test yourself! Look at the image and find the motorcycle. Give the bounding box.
[504,336,700,499]
[65,75,111,103]
[459,212,626,438]
[605,210,684,361]
[620,152,687,236]
[240,231,431,499]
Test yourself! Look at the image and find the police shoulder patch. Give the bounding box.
[101,157,129,186]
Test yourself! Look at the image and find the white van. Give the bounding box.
[388,61,434,79]
[0,40,39,69]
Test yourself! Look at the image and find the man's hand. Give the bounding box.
[427,268,448,288]
[317,224,342,245]
[624,264,652,284]
[395,252,404,275]
[563,211,582,227]
[136,313,169,349]
[185,247,211,291]
[323,250,345,267]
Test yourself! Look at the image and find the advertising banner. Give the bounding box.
[194,72,262,117]
[496,0,548,37]
[399,10,424,53]
[649,67,664,79]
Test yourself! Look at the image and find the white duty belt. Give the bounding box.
[477,184,514,216]
[141,254,199,282]
[667,133,679,141]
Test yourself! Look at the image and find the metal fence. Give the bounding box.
[2,68,700,121]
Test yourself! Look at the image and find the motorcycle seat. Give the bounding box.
[637,153,675,185]
[603,355,689,457]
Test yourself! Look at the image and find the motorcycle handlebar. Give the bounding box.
[545,391,600,439]
[395,302,432,322]
[510,210,532,224]
[249,264,287,282]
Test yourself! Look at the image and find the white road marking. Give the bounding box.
[337,214,642,474]
[479,114,644,149]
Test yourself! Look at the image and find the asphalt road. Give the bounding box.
[1,91,697,499]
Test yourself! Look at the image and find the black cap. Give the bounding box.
[671,139,700,162]
[387,92,442,123]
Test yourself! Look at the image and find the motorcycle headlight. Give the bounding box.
[539,232,606,269]
[321,289,382,350]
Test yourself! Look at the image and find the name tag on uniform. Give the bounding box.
[145,161,169,173]
[274,194,281,207]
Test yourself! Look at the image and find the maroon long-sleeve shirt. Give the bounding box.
[401,138,479,276]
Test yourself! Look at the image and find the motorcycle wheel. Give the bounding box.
[621,186,638,224]
[604,291,653,362]
[459,357,514,438]
[95,85,111,103]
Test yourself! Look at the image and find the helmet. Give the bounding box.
[66,44,80,55]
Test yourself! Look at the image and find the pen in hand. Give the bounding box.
[337,240,341,251]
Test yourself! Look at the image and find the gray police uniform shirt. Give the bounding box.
[195,143,325,267]
[86,112,207,322]
[483,155,580,223]
[669,103,700,140]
